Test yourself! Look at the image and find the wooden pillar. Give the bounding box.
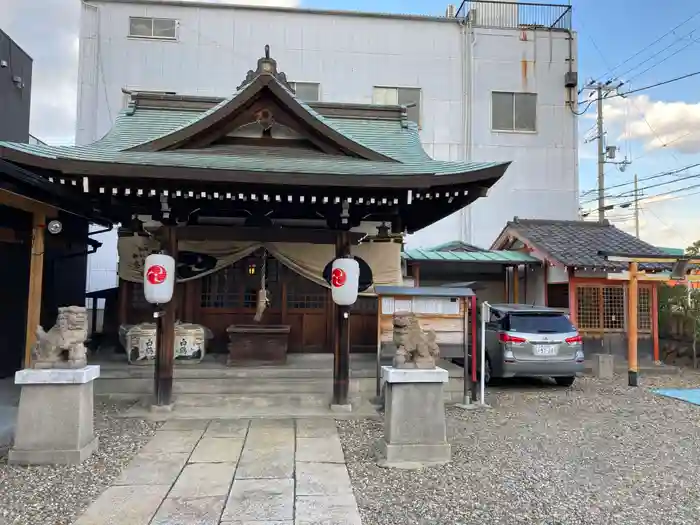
[332,231,351,407]
[117,279,129,326]
[567,268,577,327]
[651,284,660,363]
[543,261,549,306]
[154,227,178,406]
[24,212,46,368]
[412,263,420,287]
[627,262,639,387]
[512,265,519,303]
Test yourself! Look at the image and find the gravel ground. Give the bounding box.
[0,400,159,525]
[338,373,700,525]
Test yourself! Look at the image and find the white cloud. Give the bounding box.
[0,0,298,145]
[602,94,700,155]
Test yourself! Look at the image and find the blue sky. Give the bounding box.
[300,0,700,249]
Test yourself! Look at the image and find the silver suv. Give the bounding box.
[479,304,585,386]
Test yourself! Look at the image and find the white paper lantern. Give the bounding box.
[143,253,176,304]
[331,257,360,306]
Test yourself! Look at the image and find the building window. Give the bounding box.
[128,17,178,40]
[491,92,537,132]
[372,87,421,125]
[289,82,320,102]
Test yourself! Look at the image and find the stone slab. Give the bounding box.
[382,366,448,384]
[73,484,171,525]
[222,478,294,522]
[235,441,294,479]
[295,495,362,525]
[114,452,189,486]
[151,495,225,525]
[8,436,98,466]
[235,422,295,479]
[296,462,354,496]
[205,419,251,438]
[160,419,211,431]
[295,418,338,438]
[139,430,203,454]
[15,365,100,385]
[222,522,292,525]
[169,462,237,498]
[188,438,244,463]
[296,436,345,463]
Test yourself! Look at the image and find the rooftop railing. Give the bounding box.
[454,0,572,31]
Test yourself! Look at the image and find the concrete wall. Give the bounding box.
[76,1,579,289]
[0,28,32,143]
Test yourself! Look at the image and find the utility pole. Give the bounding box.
[634,173,640,238]
[582,80,629,222]
[596,85,605,222]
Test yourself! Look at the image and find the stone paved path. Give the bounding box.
[73,418,362,525]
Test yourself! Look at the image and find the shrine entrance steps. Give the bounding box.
[91,354,467,419]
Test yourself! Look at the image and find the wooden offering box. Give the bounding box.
[226,324,291,366]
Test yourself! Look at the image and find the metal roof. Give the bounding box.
[375,286,475,297]
[402,248,540,264]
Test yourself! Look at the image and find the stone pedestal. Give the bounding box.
[9,365,100,465]
[592,354,614,379]
[376,366,451,469]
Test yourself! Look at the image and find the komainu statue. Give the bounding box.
[32,306,89,369]
[392,312,440,369]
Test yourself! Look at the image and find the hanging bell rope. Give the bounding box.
[254,249,271,322]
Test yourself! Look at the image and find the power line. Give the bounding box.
[582,183,700,215]
[580,163,700,198]
[577,70,700,106]
[615,172,700,198]
[581,172,700,205]
[609,70,700,100]
[626,35,700,84]
[590,9,700,84]
[615,29,699,82]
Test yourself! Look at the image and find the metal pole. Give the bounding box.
[627,262,639,386]
[480,301,489,405]
[470,295,478,402]
[597,85,605,223]
[634,174,640,238]
[461,297,471,405]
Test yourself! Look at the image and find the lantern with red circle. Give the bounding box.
[330,257,360,306]
[143,253,176,304]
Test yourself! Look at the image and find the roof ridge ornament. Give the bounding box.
[236,44,292,92]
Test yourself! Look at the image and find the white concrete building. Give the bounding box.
[76,0,578,292]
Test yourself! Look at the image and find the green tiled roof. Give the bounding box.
[402,248,540,264]
[658,246,685,256]
[0,74,508,178]
[0,108,503,176]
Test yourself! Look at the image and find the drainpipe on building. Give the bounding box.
[459,15,475,244]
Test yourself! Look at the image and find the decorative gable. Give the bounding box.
[127,46,395,161]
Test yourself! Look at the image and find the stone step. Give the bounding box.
[95,376,466,403]
[117,393,380,419]
[95,377,360,395]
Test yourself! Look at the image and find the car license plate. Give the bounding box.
[534,344,557,356]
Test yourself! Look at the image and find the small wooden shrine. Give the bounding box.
[0,46,511,406]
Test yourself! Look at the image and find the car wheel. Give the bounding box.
[554,376,575,387]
